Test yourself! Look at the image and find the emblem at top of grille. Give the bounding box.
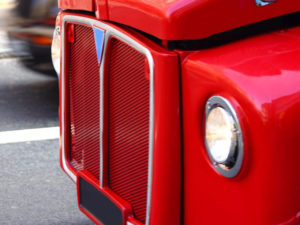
[256,0,277,7]
[93,27,105,63]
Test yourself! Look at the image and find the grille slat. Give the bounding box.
[107,38,149,224]
[67,24,100,183]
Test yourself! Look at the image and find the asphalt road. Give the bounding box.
[0,3,93,224]
[0,59,94,224]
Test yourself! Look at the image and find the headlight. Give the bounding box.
[51,26,61,76]
[205,96,243,178]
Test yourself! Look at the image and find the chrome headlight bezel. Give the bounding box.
[205,96,244,178]
[51,25,61,76]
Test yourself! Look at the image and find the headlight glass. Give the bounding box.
[206,106,237,164]
[51,26,61,76]
[205,96,243,177]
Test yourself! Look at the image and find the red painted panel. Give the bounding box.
[59,0,94,11]
[97,0,300,40]
[181,26,300,225]
[149,48,181,225]
[59,0,300,40]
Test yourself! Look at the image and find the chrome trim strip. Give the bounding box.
[99,29,105,188]
[61,15,154,225]
[61,18,76,182]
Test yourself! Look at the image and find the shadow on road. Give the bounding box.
[20,58,57,77]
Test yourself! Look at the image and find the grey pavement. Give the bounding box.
[0,4,94,223]
[0,59,94,223]
[0,58,58,131]
[0,141,93,225]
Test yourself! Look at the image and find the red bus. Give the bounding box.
[51,0,300,224]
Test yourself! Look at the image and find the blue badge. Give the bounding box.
[255,0,276,7]
[93,27,105,64]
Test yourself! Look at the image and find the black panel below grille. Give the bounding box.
[79,177,123,225]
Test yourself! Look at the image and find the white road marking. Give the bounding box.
[0,127,59,144]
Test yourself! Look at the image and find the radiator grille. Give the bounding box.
[65,22,150,224]
[67,24,100,182]
[107,38,150,224]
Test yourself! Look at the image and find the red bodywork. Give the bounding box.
[181,26,300,225]
[59,0,94,11]
[57,0,300,225]
[59,0,300,40]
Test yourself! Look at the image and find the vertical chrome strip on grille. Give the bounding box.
[61,16,154,225]
[99,34,105,188]
[61,19,77,182]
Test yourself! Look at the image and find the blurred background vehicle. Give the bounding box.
[6,0,58,74]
